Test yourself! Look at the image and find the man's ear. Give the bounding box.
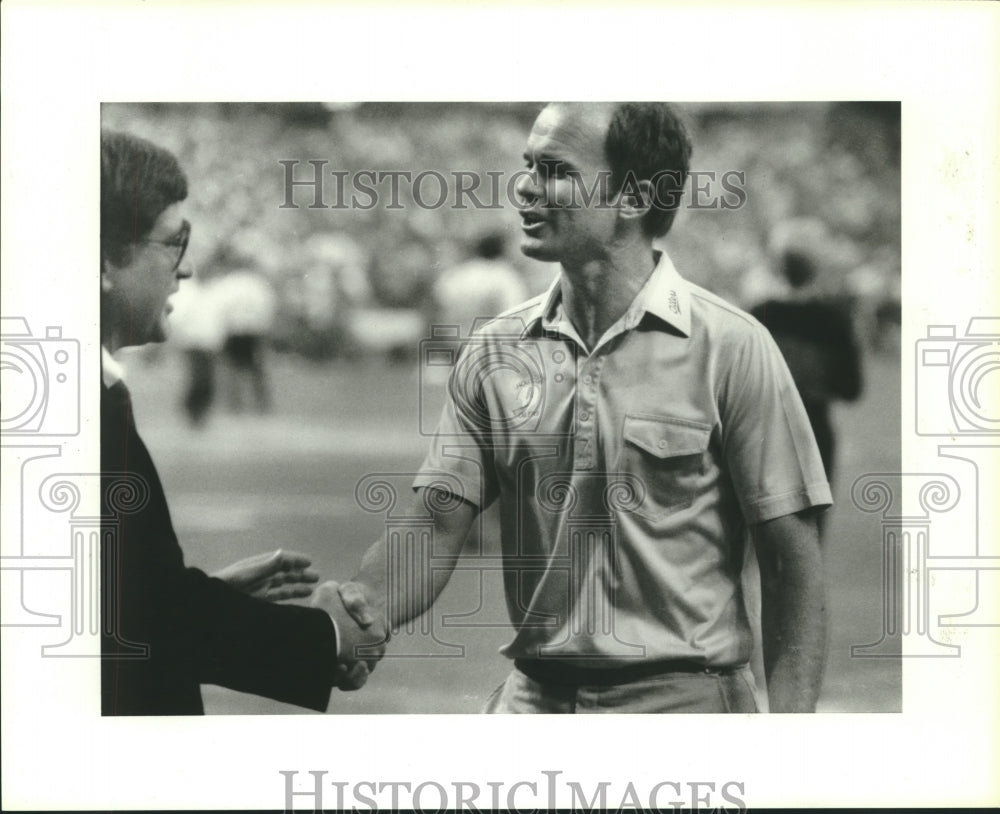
[617,177,652,224]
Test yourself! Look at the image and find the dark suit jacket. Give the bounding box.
[101,381,337,715]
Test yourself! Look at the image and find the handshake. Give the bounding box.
[211,550,388,692]
[312,579,389,691]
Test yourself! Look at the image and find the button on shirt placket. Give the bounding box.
[570,303,642,473]
[573,354,604,471]
[543,312,600,473]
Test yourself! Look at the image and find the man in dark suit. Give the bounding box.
[99,130,384,715]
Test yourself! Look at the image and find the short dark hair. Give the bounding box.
[782,249,818,289]
[101,130,187,267]
[474,231,506,260]
[604,102,692,238]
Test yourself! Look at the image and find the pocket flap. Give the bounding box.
[623,414,711,458]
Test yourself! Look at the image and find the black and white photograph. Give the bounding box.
[2,2,998,811]
[97,100,901,718]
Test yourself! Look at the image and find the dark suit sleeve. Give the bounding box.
[161,566,338,711]
[101,382,337,714]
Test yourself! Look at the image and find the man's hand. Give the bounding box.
[337,580,385,631]
[212,549,319,601]
[312,580,389,691]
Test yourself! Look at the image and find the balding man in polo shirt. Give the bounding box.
[332,102,831,713]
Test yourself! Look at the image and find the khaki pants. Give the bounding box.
[483,665,759,714]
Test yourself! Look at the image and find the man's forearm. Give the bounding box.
[348,488,476,630]
[761,565,828,711]
[349,534,458,629]
[757,513,828,713]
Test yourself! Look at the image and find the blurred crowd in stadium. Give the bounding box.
[102,102,901,424]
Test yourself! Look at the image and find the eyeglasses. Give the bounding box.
[137,219,191,271]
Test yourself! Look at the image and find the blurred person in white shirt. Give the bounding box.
[168,276,226,427]
[214,266,278,414]
[432,231,529,340]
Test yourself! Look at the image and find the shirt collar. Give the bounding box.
[638,251,692,337]
[101,346,125,388]
[522,250,691,339]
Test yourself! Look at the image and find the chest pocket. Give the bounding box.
[618,414,712,521]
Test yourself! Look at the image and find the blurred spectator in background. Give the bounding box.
[432,231,529,337]
[297,231,372,360]
[355,232,437,363]
[370,233,436,311]
[846,248,901,354]
[750,219,863,510]
[168,276,225,427]
[213,261,278,414]
[422,229,531,386]
[873,283,902,353]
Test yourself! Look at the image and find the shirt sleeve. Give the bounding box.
[412,344,500,510]
[719,320,833,525]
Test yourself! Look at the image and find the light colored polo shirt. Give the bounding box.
[413,252,831,669]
